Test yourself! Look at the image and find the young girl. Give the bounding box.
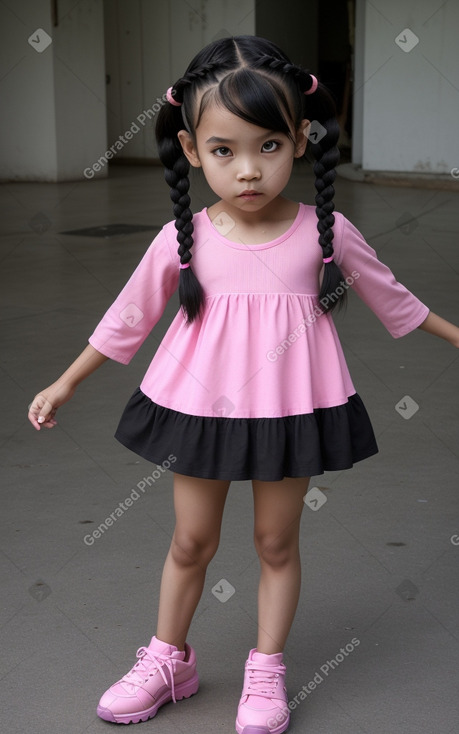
[28,35,459,734]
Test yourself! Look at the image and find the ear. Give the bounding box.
[294,119,310,158]
[177,130,201,168]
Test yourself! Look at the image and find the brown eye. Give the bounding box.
[262,140,280,152]
[213,147,231,157]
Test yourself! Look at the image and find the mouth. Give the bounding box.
[238,190,262,199]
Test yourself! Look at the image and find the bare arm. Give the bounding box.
[417,311,459,348]
[28,344,109,431]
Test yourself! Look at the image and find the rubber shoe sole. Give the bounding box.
[97,674,199,724]
[238,721,289,734]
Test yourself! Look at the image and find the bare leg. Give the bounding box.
[156,472,231,651]
[252,476,310,654]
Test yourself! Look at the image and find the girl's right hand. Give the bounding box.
[28,381,76,431]
[27,344,109,431]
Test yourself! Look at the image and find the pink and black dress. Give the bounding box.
[88,203,429,480]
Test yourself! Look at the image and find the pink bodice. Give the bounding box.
[88,204,429,418]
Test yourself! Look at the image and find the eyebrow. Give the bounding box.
[205,136,234,144]
[205,131,279,145]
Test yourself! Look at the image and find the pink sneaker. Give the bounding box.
[97,636,199,724]
[235,649,290,734]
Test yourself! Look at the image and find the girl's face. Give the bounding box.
[178,100,309,220]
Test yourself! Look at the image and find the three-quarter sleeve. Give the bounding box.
[333,213,430,338]
[88,225,179,364]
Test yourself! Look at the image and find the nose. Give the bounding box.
[236,157,261,181]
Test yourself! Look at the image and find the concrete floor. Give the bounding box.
[1,163,459,734]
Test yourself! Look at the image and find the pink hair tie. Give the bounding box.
[166,87,181,106]
[323,255,334,264]
[179,262,190,269]
[305,74,318,95]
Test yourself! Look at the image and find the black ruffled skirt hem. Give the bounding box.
[113,388,378,481]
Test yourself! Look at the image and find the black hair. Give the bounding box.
[155,35,345,323]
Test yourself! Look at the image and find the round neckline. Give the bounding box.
[204,203,305,250]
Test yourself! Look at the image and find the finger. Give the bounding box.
[28,411,42,430]
[28,396,55,430]
[28,412,58,431]
[28,401,43,430]
[39,418,58,429]
[29,418,40,430]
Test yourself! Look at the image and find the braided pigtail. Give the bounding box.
[155,87,204,324]
[251,54,346,312]
[155,59,229,323]
[303,85,345,312]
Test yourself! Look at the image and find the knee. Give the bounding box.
[170,531,219,569]
[254,532,299,569]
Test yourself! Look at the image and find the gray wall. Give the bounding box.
[353,0,458,173]
[104,0,256,162]
[1,0,457,180]
[0,0,106,182]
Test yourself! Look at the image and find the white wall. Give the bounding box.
[3,0,456,179]
[353,0,459,173]
[104,0,256,161]
[0,0,106,181]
